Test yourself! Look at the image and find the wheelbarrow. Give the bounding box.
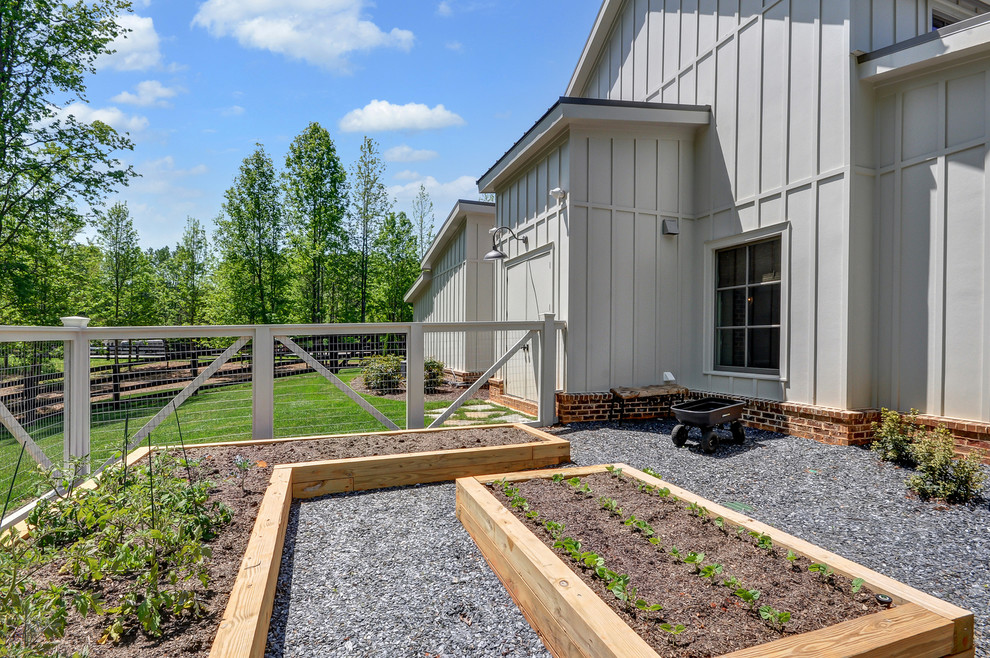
[670,398,746,453]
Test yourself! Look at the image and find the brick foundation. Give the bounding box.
[444,368,485,386]
[550,388,990,463]
[488,379,539,417]
[555,390,688,423]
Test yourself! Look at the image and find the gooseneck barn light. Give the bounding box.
[484,226,529,261]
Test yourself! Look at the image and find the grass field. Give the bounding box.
[0,369,528,514]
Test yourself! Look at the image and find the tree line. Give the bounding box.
[0,1,437,329]
[0,123,437,328]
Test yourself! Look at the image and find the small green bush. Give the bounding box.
[424,358,445,393]
[907,426,987,503]
[870,407,918,465]
[361,355,404,393]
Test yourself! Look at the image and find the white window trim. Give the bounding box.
[702,223,791,383]
[931,0,979,25]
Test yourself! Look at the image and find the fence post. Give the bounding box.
[406,324,425,430]
[539,313,557,427]
[252,326,274,440]
[62,316,91,474]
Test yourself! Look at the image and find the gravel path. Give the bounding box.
[266,483,551,658]
[553,419,990,658]
[267,420,989,657]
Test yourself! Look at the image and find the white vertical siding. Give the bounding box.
[576,0,855,404]
[567,127,694,392]
[873,62,990,421]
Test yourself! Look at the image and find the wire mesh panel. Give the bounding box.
[273,332,408,438]
[88,335,254,473]
[424,325,537,427]
[0,340,67,512]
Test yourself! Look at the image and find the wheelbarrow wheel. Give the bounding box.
[700,426,719,453]
[730,421,746,444]
[671,424,689,447]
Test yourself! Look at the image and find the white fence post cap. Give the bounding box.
[60,316,91,328]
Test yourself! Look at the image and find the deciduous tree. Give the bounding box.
[349,137,389,323]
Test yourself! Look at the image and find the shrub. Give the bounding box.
[871,408,919,465]
[424,358,445,393]
[361,355,404,393]
[907,426,987,503]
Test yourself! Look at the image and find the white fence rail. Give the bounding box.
[0,316,563,529]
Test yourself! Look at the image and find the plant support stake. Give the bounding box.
[1,440,27,526]
[172,401,194,484]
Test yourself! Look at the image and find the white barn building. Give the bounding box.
[413,0,990,454]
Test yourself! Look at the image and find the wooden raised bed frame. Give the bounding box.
[456,464,976,658]
[204,423,569,658]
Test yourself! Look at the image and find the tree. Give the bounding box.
[370,211,418,323]
[349,137,390,323]
[411,184,435,262]
[94,202,143,326]
[171,217,212,325]
[0,0,135,299]
[213,144,286,324]
[283,123,348,324]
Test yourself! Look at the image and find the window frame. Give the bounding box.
[703,224,790,382]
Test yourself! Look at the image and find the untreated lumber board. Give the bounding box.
[456,476,659,658]
[460,465,975,658]
[210,467,293,658]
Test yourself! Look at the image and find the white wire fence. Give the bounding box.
[0,316,562,529]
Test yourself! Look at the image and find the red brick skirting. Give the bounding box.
[488,379,539,417]
[444,369,485,386]
[551,388,990,463]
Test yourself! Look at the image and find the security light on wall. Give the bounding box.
[484,226,528,261]
[549,187,567,203]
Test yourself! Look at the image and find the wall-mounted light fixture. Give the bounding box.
[549,187,567,203]
[484,226,529,261]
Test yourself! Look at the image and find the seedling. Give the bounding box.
[714,517,725,532]
[598,497,623,517]
[734,588,761,610]
[699,564,723,581]
[851,578,865,594]
[754,533,773,552]
[642,467,663,479]
[759,605,792,631]
[566,477,582,487]
[605,465,625,479]
[525,510,540,520]
[233,455,254,494]
[659,623,687,645]
[786,549,800,569]
[683,551,706,572]
[669,546,682,561]
[551,474,565,483]
[635,599,663,612]
[686,501,709,518]
[808,562,835,584]
[543,520,565,539]
[723,576,742,589]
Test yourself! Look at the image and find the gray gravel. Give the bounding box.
[554,419,990,658]
[267,420,989,657]
[266,483,551,658]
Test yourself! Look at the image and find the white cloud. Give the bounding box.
[132,156,209,199]
[445,41,463,52]
[340,100,464,133]
[99,14,162,71]
[384,145,439,163]
[58,102,148,134]
[437,1,453,16]
[111,80,183,107]
[192,0,414,73]
[394,170,422,182]
[390,175,478,217]
[220,105,245,117]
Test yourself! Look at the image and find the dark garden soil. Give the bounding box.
[350,374,492,403]
[43,426,544,657]
[492,472,886,658]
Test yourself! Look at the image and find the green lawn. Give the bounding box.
[0,369,529,513]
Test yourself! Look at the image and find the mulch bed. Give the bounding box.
[45,426,543,657]
[492,471,885,658]
[349,375,492,403]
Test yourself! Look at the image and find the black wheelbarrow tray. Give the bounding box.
[670,398,746,453]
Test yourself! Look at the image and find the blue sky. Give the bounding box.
[78,0,604,249]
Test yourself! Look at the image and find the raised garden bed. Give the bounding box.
[457,464,975,658]
[3,424,568,658]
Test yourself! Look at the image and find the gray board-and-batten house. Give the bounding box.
[409,0,990,457]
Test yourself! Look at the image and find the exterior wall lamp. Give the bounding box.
[484,226,529,261]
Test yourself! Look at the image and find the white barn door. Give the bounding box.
[504,250,553,401]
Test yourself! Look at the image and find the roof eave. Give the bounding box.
[418,200,496,271]
[478,98,710,194]
[859,12,990,82]
[404,271,432,304]
[566,0,622,97]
